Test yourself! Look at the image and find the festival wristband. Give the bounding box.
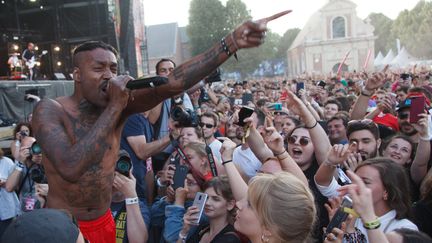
[125,197,139,205]
[363,218,381,230]
[15,161,25,172]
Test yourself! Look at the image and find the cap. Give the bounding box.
[1,208,80,243]
[396,99,411,111]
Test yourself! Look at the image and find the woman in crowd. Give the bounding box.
[179,176,241,242]
[179,127,203,148]
[219,137,316,242]
[316,157,417,242]
[10,122,32,160]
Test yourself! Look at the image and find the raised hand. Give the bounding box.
[175,179,189,206]
[343,152,363,171]
[364,65,389,91]
[412,113,429,139]
[218,137,237,162]
[326,143,356,166]
[263,127,285,155]
[232,10,291,49]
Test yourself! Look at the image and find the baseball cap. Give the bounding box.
[1,208,80,243]
[396,98,411,112]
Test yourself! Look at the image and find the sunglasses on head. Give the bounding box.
[287,136,310,146]
[199,122,214,129]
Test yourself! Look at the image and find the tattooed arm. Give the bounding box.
[125,11,291,115]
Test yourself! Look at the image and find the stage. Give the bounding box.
[0,80,74,123]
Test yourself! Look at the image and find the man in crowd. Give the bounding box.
[200,111,223,162]
[31,11,288,243]
[327,113,349,145]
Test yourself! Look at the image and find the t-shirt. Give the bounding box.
[233,146,262,178]
[0,156,20,220]
[111,200,150,243]
[120,114,153,201]
[186,223,241,243]
[209,139,222,162]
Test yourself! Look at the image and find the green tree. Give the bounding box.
[391,0,432,58]
[367,13,393,55]
[187,0,226,55]
[225,0,251,30]
[275,28,300,59]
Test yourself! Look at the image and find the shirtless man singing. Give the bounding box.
[31,11,290,243]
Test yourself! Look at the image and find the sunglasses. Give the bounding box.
[199,122,215,128]
[397,112,409,119]
[287,136,310,146]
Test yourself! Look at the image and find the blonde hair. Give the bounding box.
[248,172,316,243]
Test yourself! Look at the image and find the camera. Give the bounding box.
[30,142,42,155]
[29,164,47,183]
[171,106,199,127]
[205,68,222,84]
[20,130,29,137]
[116,150,132,177]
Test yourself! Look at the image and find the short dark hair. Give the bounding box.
[347,119,380,140]
[155,58,176,75]
[327,113,349,128]
[324,99,342,111]
[396,86,409,94]
[72,41,118,67]
[201,111,219,127]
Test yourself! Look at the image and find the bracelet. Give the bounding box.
[420,136,430,141]
[156,178,167,188]
[221,37,238,61]
[15,161,25,172]
[179,231,187,242]
[230,32,239,61]
[276,154,290,161]
[125,197,139,205]
[222,160,233,165]
[324,160,337,168]
[363,218,381,230]
[273,150,287,157]
[304,120,318,129]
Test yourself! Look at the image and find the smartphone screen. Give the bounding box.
[324,196,353,238]
[296,82,305,94]
[236,106,254,127]
[410,96,425,123]
[192,192,208,225]
[172,165,189,190]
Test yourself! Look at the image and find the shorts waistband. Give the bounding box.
[77,209,113,231]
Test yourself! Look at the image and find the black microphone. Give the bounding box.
[126,76,169,90]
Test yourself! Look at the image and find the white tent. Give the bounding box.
[390,47,418,68]
[374,52,384,66]
[381,49,395,65]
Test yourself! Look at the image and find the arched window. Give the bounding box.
[332,16,346,38]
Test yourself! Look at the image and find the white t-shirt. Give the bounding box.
[233,146,262,179]
[315,177,418,241]
[0,156,21,220]
[209,139,222,163]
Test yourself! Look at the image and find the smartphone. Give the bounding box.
[410,96,425,123]
[236,106,254,127]
[191,192,208,225]
[172,165,189,190]
[296,82,305,94]
[126,76,169,90]
[268,103,282,111]
[324,196,353,238]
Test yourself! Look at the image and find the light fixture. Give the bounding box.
[30,0,36,2]
[12,44,19,51]
[36,61,41,67]
[54,46,60,52]
[40,5,43,9]
[34,46,39,51]
[57,61,62,66]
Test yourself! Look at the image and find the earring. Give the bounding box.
[383,193,388,201]
[261,234,270,242]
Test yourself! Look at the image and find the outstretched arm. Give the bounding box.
[125,11,292,115]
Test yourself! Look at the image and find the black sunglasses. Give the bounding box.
[287,136,310,146]
[199,122,215,128]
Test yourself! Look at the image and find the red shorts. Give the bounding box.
[77,209,115,243]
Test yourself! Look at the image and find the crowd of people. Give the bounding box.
[1,10,432,243]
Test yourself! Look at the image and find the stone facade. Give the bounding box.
[287,0,376,76]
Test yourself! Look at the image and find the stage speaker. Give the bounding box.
[53,73,66,80]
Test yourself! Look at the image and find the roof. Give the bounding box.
[146,23,178,58]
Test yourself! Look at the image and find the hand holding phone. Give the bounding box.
[172,165,189,190]
[324,196,353,238]
[191,192,208,225]
[267,103,282,111]
[296,82,305,95]
[410,96,426,123]
[236,106,254,127]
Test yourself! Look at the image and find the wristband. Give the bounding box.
[363,218,381,230]
[273,150,287,157]
[222,160,232,165]
[304,120,318,129]
[324,160,337,168]
[179,231,187,242]
[420,136,430,141]
[125,197,139,205]
[156,178,167,188]
[15,161,25,172]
